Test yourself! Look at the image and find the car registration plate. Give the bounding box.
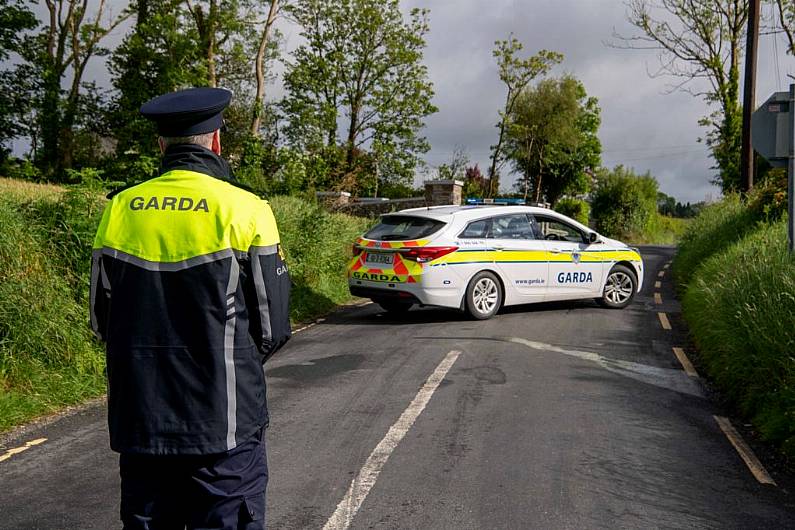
[365,252,394,265]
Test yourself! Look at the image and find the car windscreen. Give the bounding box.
[364,215,446,241]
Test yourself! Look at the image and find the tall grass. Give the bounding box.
[270,196,371,322]
[673,195,755,288]
[625,213,690,245]
[681,219,795,455]
[0,185,105,432]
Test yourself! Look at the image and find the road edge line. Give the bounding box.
[322,349,462,530]
[672,347,699,378]
[714,416,777,486]
[658,312,672,330]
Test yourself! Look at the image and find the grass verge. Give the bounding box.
[270,195,371,322]
[0,180,105,432]
[676,197,795,458]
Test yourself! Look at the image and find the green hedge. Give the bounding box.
[676,197,795,456]
[269,196,371,322]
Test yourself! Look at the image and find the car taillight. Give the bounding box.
[401,246,458,263]
[352,245,363,256]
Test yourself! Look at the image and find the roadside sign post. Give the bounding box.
[751,84,795,252]
[789,85,795,252]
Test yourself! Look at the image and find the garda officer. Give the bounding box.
[90,87,291,529]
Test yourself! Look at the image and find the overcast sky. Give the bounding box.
[22,0,795,203]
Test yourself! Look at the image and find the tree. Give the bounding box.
[436,145,469,180]
[109,0,281,168]
[108,1,207,162]
[31,0,133,179]
[251,0,282,136]
[463,164,489,198]
[282,0,437,189]
[539,83,601,205]
[0,0,38,155]
[615,0,748,192]
[505,75,600,204]
[487,36,562,197]
[774,0,795,55]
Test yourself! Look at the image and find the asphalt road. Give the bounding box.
[2,245,794,529]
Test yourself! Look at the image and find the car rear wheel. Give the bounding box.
[375,299,413,313]
[465,271,502,320]
[598,265,637,309]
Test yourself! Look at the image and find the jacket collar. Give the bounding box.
[160,143,234,181]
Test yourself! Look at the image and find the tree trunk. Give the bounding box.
[346,104,359,173]
[207,0,218,87]
[250,0,279,136]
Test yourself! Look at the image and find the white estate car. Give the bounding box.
[347,205,644,319]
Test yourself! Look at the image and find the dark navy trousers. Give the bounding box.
[119,430,268,530]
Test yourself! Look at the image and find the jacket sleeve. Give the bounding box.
[89,203,113,342]
[245,200,291,361]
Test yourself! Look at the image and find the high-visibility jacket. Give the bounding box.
[90,146,291,455]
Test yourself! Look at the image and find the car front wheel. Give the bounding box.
[465,271,502,320]
[598,265,637,309]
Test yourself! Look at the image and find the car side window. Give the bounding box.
[534,215,584,243]
[459,218,491,239]
[490,214,538,240]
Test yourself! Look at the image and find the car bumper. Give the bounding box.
[348,277,464,309]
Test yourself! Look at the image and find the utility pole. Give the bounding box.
[741,0,761,193]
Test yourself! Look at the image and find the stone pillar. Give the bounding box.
[424,179,463,206]
[316,191,351,209]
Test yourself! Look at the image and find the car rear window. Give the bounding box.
[364,215,446,241]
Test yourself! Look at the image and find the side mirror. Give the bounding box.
[588,232,599,243]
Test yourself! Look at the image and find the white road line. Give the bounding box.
[714,416,777,486]
[672,347,699,378]
[663,263,670,269]
[658,312,672,330]
[658,270,665,278]
[654,281,661,289]
[0,438,47,463]
[323,349,462,530]
[654,292,663,305]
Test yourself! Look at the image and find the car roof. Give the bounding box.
[388,204,556,221]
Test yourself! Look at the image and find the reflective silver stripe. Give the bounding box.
[249,244,278,256]
[224,257,240,450]
[89,250,102,340]
[99,247,235,272]
[250,248,272,342]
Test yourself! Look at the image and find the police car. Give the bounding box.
[348,205,644,319]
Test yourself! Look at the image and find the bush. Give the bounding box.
[554,197,590,225]
[747,168,787,222]
[681,219,795,456]
[591,165,658,240]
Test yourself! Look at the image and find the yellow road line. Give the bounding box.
[654,281,661,289]
[714,416,777,486]
[658,312,672,330]
[654,292,662,304]
[672,347,698,378]
[658,270,665,278]
[0,437,47,463]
